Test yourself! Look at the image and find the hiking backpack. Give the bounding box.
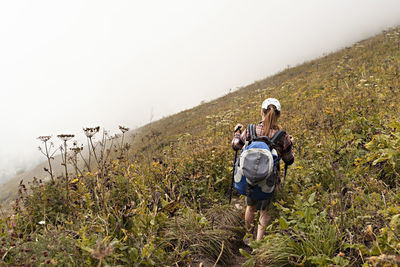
[234,124,286,200]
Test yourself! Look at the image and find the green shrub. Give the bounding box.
[244,192,348,266]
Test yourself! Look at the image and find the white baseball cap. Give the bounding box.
[262,98,281,111]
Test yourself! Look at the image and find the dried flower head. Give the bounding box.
[37,136,51,142]
[119,125,129,133]
[83,126,100,137]
[57,134,75,142]
[70,146,83,154]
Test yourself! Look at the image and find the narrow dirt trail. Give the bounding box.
[226,197,251,267]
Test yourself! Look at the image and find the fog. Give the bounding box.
[1,0,400,183]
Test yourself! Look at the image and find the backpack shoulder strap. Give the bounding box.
[270,130,286,148]
[247,124,257,142]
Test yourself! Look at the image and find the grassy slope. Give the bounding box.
[133,27,399,153]
[0,156,62,204]
[1,27,400,266]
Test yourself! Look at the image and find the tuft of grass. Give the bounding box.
[162,207,238,266]
[206,204,245,242]
[248,227,345,267]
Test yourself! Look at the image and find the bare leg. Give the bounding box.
[245,205,257,234]
[256,209,271,241]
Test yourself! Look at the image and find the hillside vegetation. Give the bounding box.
[1,27,400,266]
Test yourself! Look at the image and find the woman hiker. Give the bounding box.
[231,98,295,241]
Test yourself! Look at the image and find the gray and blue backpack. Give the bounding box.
[234,124,285,200]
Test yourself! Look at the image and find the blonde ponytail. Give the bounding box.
[262,105,281,137]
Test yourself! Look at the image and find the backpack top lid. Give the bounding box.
[245,140,278,164]
[240,141,275,183]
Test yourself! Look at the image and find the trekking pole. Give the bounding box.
[282,163,288,188]
[229,150,238,204]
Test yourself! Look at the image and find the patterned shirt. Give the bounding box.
[231,123,295,184]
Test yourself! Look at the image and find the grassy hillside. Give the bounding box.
[1,27,400,266]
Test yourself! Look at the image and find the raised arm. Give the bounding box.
[232,124,247,151]
[281,133,294,165]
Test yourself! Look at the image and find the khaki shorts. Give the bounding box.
[246,197,272,210]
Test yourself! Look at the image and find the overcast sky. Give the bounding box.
[1,0,400,182]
